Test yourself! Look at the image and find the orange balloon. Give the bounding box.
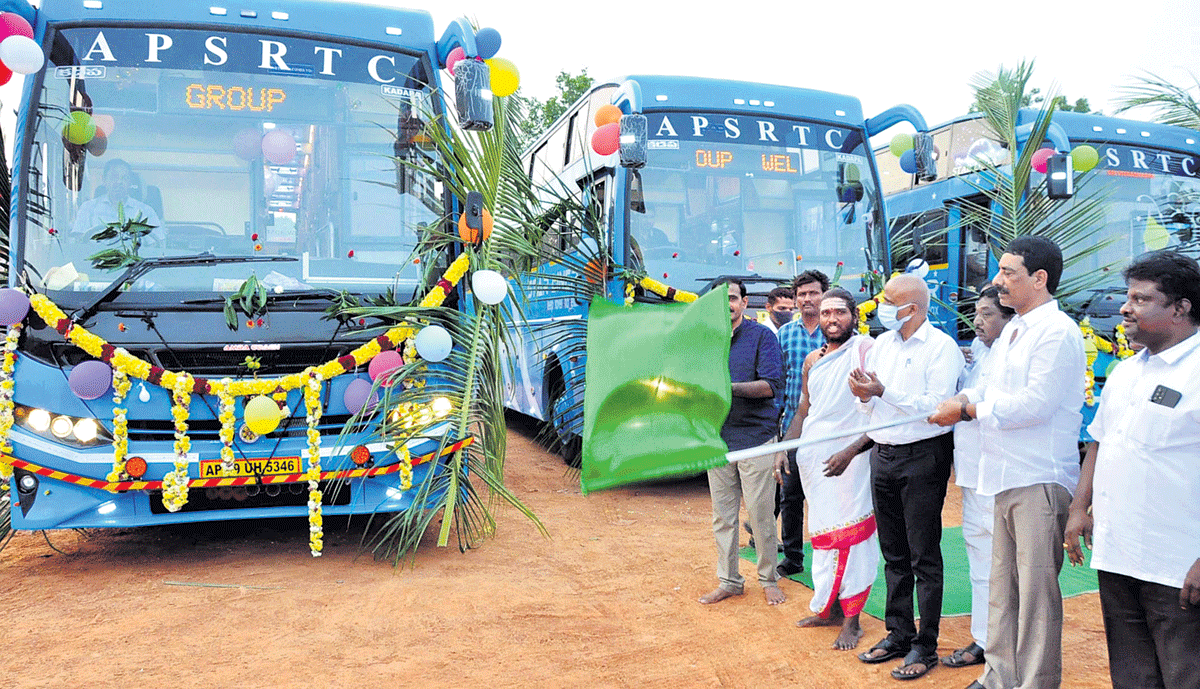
[458,207,493,244]
[593,104,622,128]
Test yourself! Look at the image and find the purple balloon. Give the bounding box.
[69,360,113,400]
[343,377,377,415]
[368,349,404,384]
[261,129,296,165]
[0,288,29,326]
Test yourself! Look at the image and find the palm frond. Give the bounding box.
[1113,71,1200,131]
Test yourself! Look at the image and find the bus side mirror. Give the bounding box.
[454,58,494,131]
[1046,153,1074,199]
[914,132,937,182]
[619,114,647,169]
[463,190,484,230]
[628,169,645,213]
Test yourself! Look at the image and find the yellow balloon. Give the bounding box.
[486,57,520,98]
[244,395,282,435]
[1144,216,1170,251]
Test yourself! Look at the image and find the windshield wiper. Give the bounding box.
[70,253,297,323]
[181,291,338,306]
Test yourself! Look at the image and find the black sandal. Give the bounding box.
[858,636,910,664]
[942,642,985,668]
[891,648,939,681]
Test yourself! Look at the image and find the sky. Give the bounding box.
[1,0,1197,135]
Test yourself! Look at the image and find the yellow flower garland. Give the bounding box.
[106,370,130,484]
[302,367,324,557]
[0,324,20,488]
[217,380,236,476]
[636,276,697,303]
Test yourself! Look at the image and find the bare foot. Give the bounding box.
[764,584,786,605]
[698,587,741,604]
[832,616,865,650]
[796,614,842,628]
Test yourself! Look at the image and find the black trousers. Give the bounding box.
[778,448,805,568]
[1099,569,1200,689]
[870,433,953,654]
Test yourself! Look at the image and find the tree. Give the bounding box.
[1114,71,1200,131]
[516,69,594,149]
[968,86,1095,115]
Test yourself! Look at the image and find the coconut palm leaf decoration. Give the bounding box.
[1114,70,1200,131]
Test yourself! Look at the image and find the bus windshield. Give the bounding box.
[631,114,884,292]
[22,26,443,308]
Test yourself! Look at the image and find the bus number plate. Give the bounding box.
[198,457,302,478]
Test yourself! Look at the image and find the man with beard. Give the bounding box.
[771,270,830,577]
[777,288,878,650]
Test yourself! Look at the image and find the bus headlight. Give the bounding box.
[15,405,113,447]
[51,415,74,438]
[73,418,100,443]
[27,408,51,432]
[431,397,452,417]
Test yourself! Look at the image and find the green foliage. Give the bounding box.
[87,205,156,271]
[968,86,1095,116]
[223,273,268,330]
[516,69,594,149]
[1114,71,1200,131]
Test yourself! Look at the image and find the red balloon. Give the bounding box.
[446,46,465,75]
[1031,147,1056,174]
[0,12,33,41]
[591,123,620,156]
[0,61,10,87]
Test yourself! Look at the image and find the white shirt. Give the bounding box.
[72,195,161,236]
[1087,330,1200,589]
[953,338,991,490]
[859,319,964,445]
[964,299,1085,496]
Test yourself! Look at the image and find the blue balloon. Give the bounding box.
[475,27,501,60]
[899,149,917,174]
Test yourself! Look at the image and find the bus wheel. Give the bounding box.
[545,368,582,469]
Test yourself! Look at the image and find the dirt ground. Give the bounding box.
[0,417,1112,689]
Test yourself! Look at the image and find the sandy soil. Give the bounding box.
[0,417,1112,689]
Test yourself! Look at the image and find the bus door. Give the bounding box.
[945,194,995,340]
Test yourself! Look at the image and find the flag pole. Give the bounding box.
[724,412,935,463]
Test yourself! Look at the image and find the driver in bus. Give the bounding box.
[72,158,162,237]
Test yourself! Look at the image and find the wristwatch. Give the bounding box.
[959,401,972,422]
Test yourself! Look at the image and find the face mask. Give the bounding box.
[770,310,794,327]
[877,303,914,331]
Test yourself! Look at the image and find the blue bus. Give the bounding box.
[0,0,496,535]
[508,75,934,461]
[878,109,1200,339]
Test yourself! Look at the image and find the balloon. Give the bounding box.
[414,325,452,362]
[475,27,501,60]
[261,129,296,165]
[889,133,913,157]
[905,257,930,278]
[61,111,96,145]
[458,207,493,244]
[591,123,619,156]
[0,34,43,74]
[233,128,261,161]
[593,104,621,128]
[0,61,11,87]
[91,114,115,137]
[86,128,108,156]
[68,360,113,400]
[0,287,29,325]
[244,395,282,435]
[1144,216,1170,251]
[0,12,33,41]
[486,57,519,98]
[368,349,404,384]
[471,269,508,305]
[343,377,377,415]
[899,150,917,174]
[1031,147,1056,174]
[445,46,465,75]
[1071,144,1099,173]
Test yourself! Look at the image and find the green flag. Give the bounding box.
[581,289,732,493]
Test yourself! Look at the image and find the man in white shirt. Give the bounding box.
[942,285,1014,674]
[852,273,963,680]
[1065,250,1200,689]
[930,236,1086,689]
[72,158,162,236]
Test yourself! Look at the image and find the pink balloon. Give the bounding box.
[342,378,378,415]
[446,46,465,75]
[233,128,261,161]
[92,114,115,137]
[0,12,33,41]
[261,129,296,165]
[69,360,113,400]
[1031,148,1056,174]
[0,287,29,325]
[368,349,404,384]
[591,123,620,156]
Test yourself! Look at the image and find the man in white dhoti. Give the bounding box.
[777,288,879,650]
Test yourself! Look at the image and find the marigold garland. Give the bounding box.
[106,370,131,484]
[0,324,20,489]
[217,380,236,476]
[637,276,697,303]
[302,367,324,556]
[398,445,413,490]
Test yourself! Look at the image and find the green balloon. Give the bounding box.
[63,111,96,146]
[889,133,914,157]
[1071,145,1099,173]
[1105,359,1118,377]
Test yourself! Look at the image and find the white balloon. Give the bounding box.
[905,257,930,279]
[471,269,508,305]
[414,325,452,362]
[0,35,44,74]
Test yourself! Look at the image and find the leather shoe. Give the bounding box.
[776,560,804,577]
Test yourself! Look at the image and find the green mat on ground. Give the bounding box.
[739,526,1099,620]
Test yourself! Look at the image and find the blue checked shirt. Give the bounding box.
[777,319,826,432]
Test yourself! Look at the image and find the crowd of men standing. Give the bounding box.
[698,239,1200,689]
